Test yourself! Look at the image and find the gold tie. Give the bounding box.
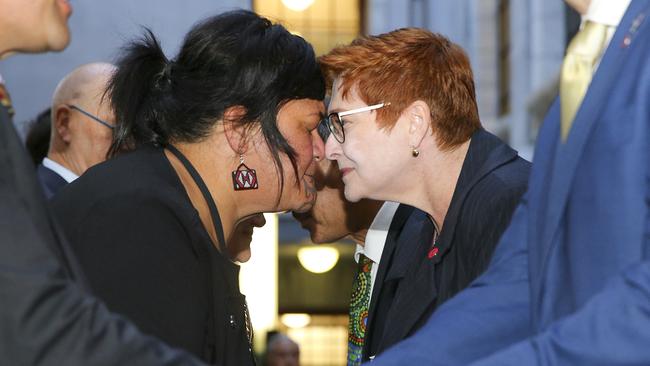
[560,21,608,141]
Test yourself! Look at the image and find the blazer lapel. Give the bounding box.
[538,1,649,278]
[378,211,435,349]
[363,204,413,359]
[366,205,413,326]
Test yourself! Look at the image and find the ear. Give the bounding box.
[406,100,431,149]
[54,105,73,144]
[222,105,251,155]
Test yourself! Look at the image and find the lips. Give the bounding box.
[339,167,353,177]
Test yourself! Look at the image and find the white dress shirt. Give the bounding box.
[584,0,631,53]
[42,157,79,183]
[353,201,400,299]
[574,0,631,86]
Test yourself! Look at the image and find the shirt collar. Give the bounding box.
[584,0,631,27]
[354,201,400,264]
[0,73,5,85]
[42,157,79,183]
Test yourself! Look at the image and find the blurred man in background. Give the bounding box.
[266,333,300,366]
[38,62,116,198]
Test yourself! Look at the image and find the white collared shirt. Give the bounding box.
[0,73,5,85]
[353,201,400,299]
[584,0,632,51]
[42,157,79,183]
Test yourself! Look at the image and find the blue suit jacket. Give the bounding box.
[37,163,68,199]
[370,1,650,365]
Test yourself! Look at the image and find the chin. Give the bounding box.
[310,231,327,244]
[233,250,252,263]
[48,31,71,52]
[343,187,363,203]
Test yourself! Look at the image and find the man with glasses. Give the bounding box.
[37,62,116,198]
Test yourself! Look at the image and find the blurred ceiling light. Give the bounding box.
[281,0,315,12]
[281,313,311,328]
[297,246,339,274]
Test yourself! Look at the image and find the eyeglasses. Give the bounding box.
[323,102,390,143]
[67,104,115,130]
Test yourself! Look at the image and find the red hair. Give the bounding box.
[319,28,480,150]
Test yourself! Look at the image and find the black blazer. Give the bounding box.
[52,146,253,366]
[0,101,202,365]
[37,163,68,199]
[363,128,531,360]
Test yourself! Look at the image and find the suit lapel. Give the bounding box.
[363,204,413,359]
[378,211,435,349]
[538,1,649,279]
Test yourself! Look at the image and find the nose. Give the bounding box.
[312,129,325,161]
[325,135,342,161]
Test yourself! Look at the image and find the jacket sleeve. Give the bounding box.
[470,260,650,366]
[0,181,206,366]
[368,195,533,366]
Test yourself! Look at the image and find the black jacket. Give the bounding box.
[363,128,531,360]
[52,146,253,366]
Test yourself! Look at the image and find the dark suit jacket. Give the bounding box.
[37,163,68,199]
[0,94,203,365]
[363,128,530,361]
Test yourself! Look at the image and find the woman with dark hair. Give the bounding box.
[52,10,325,365]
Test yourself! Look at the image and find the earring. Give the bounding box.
[232,154,259,191]
[411,147,420,158]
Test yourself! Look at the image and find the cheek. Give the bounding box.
[343,131,386,173]
[287,135,314,177]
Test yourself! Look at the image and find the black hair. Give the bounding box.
[24,108,52,166]
[106,10,325,191]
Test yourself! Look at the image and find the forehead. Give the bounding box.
[329,77,364,113]
[282,98,325,116]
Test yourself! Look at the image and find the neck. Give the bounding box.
[347,199,383,247]
[398,139,470,231]
[48,149,85,176]
[169,140,238,244]
[349,229,369,246]
[170,136,273,245]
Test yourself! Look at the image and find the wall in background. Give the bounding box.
[1,0,249,134]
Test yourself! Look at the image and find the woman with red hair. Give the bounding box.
[320,28,531,364]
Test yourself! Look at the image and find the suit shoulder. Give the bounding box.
[493,156,531,187]
[464,157,529,222]
[52,148,192,229]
